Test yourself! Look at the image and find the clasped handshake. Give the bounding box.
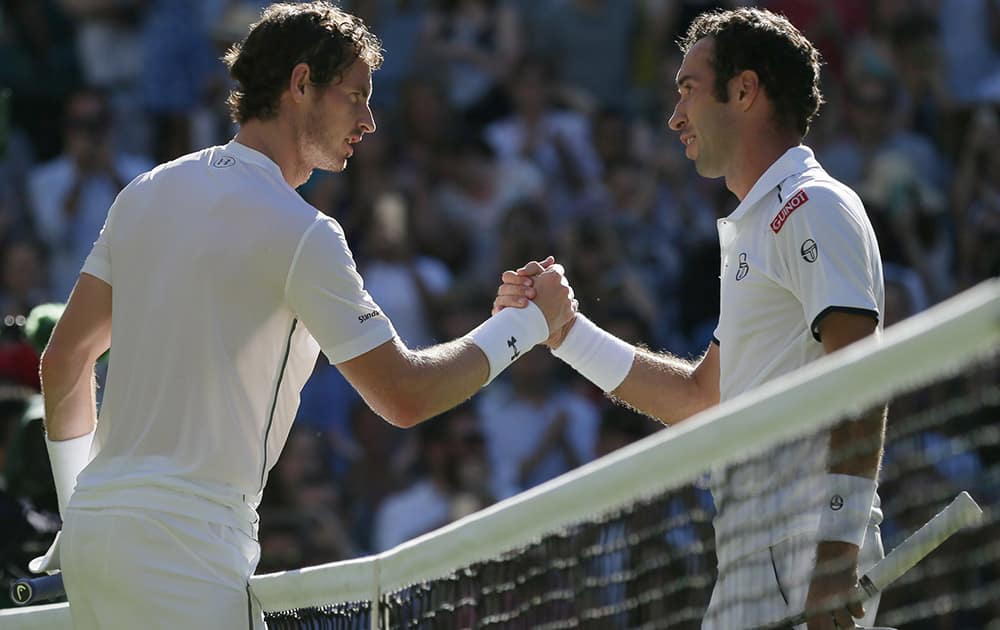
[492,255,578,349]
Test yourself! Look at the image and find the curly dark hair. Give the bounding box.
[678,8,824,137]
[222,2,383,125]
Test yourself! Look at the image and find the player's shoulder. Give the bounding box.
[769,167,866,236]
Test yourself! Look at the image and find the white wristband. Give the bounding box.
[817,474,877,547]
[468,302,549,385]
[551,314,635,392]
[46,430,96,517]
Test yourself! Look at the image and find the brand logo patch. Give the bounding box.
[830,494,844,511]
[358,310,381,324]
[800,238,818,263]
[770,189,809,233]
[507,336,520,361]
[212,156,236,169]
[735,252,749,281]
[13,582,31,604]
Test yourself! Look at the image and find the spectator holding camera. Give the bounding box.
[27,88,151,299]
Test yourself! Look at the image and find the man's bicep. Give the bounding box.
[693,342,721,405]
[817,311,878,355]
[46,273,112,362]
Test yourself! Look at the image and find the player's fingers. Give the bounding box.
[502,270,533,287]
[833,608,855,629]
[515,256,555,276]
[497,283,535,299]
[805,612,835,630]
[515,261,546,276]
[494,294,529,311]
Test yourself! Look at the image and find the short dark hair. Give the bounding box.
[678,8,823,137]
[223,2,383,125]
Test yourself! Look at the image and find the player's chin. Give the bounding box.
[322,158,349,173]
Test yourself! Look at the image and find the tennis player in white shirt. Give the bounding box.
[35,3,575,628]
[497,8,887,630]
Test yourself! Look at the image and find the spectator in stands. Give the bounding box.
[0,237,49,319]
[418,0,522,126]
[532,0,636,111]
[27,88,151,300]
[0,0,81,160]
[360,191,453,349]
[819,68,950,195]
[432,132,543,285]
[373,405,490,551]
[951,105,1000,288]
[477,349,599,500]
[484,57,603,219]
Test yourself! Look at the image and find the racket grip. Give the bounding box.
[10,573,65,606]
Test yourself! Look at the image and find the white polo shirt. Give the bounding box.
[72,140,396,535]
[710,145,884,568]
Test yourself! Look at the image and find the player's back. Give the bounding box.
[73,142,325,531]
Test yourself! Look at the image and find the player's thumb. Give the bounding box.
[516,256,556,276]
[848,600,865,620]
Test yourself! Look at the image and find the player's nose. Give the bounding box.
[667,103,685,132]
[359,105,376,135]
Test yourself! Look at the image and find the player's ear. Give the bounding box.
[289,63,311,103]
[733,70,760,111]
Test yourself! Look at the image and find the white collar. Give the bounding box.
[727,145,820,221]
[223,139,286,181]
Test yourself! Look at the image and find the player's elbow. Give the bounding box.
[367,390,433,429]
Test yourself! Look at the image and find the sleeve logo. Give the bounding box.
[770,189,809,233]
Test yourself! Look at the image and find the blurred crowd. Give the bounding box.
[0,0,998,612]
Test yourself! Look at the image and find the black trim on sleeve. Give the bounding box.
[711,336,720,346]
[810,306,879,342]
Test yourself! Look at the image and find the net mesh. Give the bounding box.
[249,364,998,628]
[2,281,997,629]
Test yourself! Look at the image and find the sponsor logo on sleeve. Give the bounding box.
[358,310,381,324]
[770,189,809,233]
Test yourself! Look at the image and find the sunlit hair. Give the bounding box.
[679,8,824,137]
[223,2,383,125]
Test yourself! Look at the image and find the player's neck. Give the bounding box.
[725,129,801,201]
[235,120,312,189]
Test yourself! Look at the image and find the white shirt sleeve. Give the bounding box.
[774,186,880,341]
[285,218,396,364]
[80,193,116,284]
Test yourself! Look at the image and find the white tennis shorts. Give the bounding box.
[61,507,264,629]
[702,526,884,629]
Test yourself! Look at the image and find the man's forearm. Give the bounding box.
[41,362,99,440]
[611,348,719,426]
[827,405,887,478]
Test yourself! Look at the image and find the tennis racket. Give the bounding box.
[758,491,983,629]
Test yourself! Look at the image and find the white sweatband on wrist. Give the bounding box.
[551,314,635,392]
[468,301,549,385]
[817,474,878,547]
[46,429,96,517]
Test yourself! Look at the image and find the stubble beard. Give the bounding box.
[301,109,347,173]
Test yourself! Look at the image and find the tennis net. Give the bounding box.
[3,278,998,629]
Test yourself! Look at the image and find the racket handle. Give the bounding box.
[10,573,65,606]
